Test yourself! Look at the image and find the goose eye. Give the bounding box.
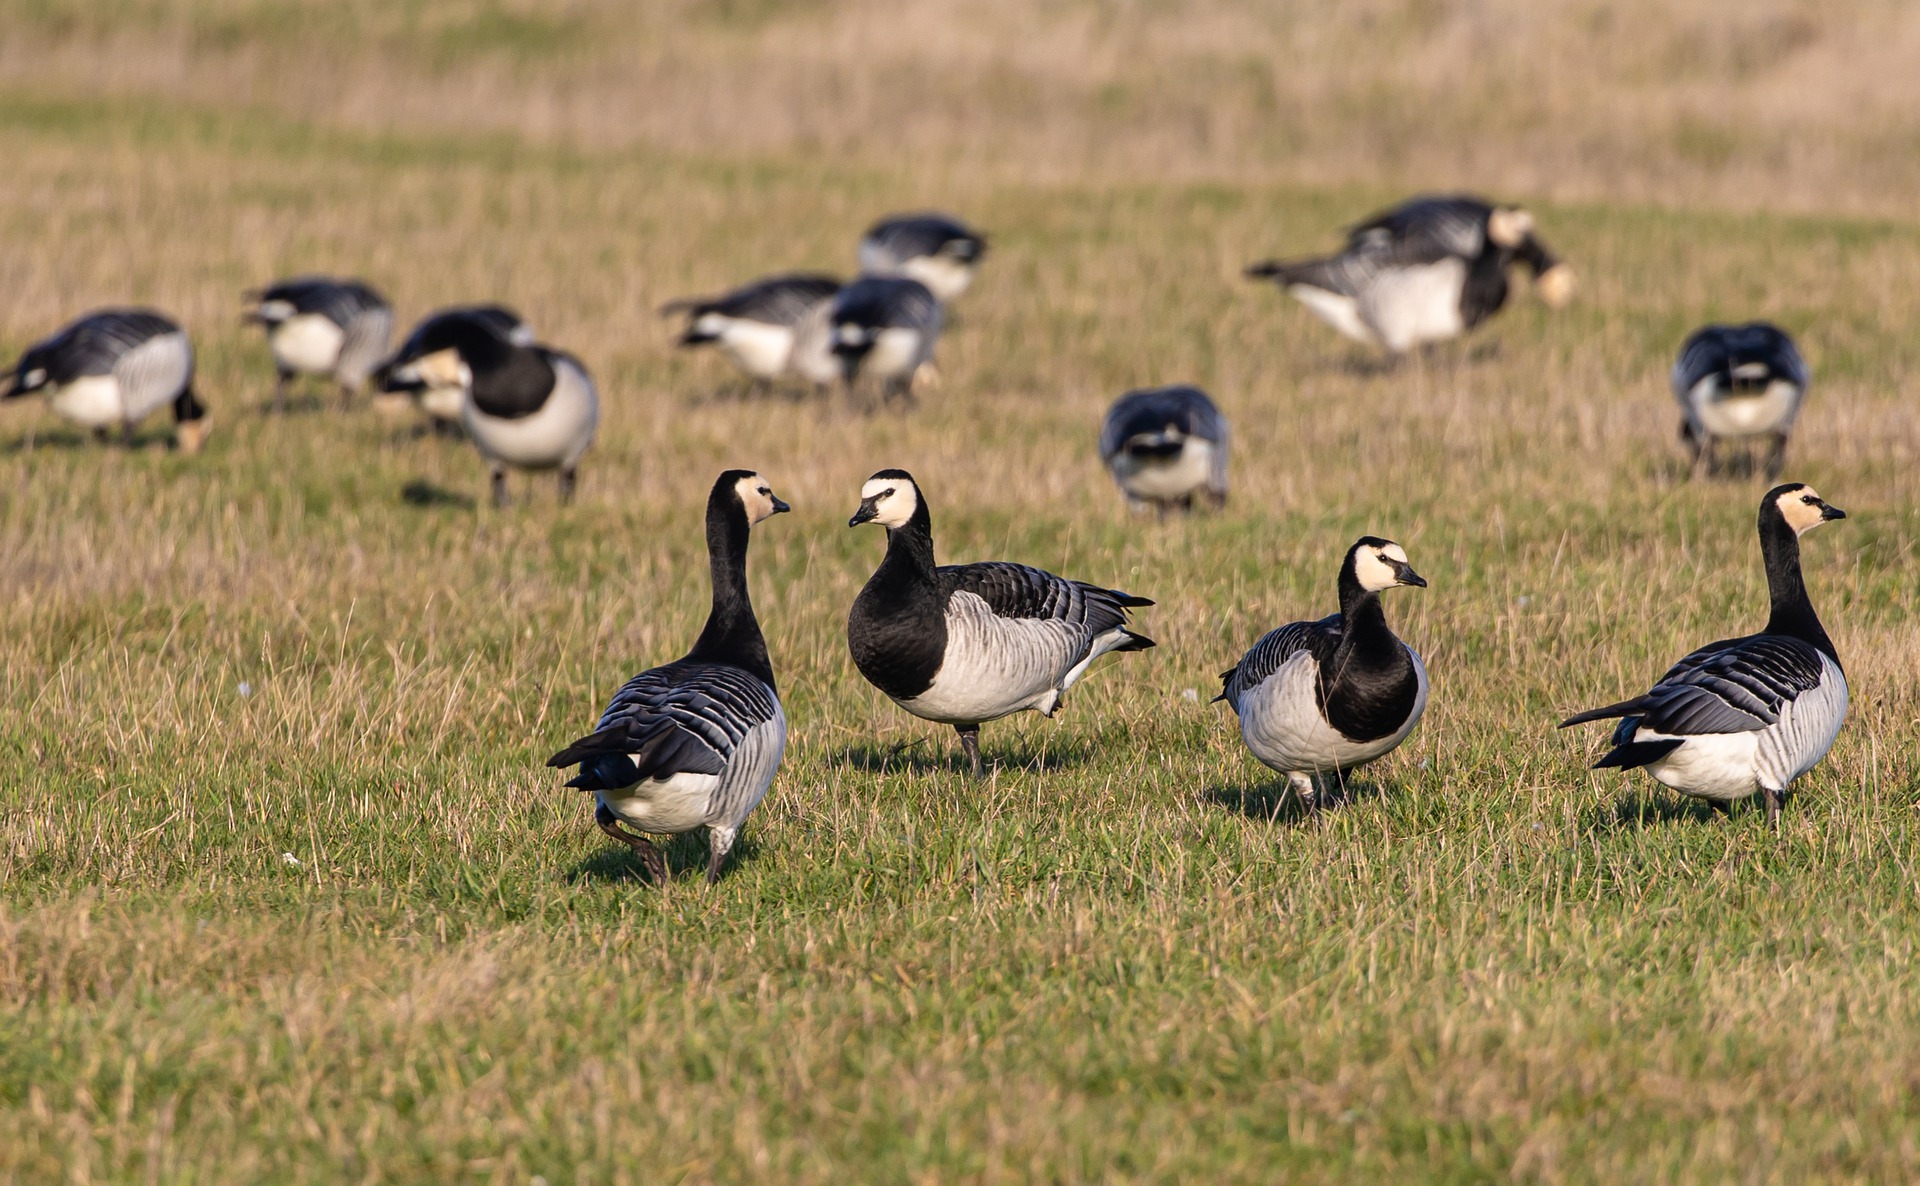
[758,487,770,496]
[1801,495,1818,505]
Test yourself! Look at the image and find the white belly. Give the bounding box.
[1288,286,1378,345]
[706,317,794,380]
[788,305,840,385]
[895,594,1088,724]
[1111,438,1215,501]
[900,255,973,302]
[1690,378,1800,438]
[1360,259,1468,352]
[597,771,721,835]
[1637,655,1846,800]
[270,314,346,375]
[47,375,126,427]
[860,327,928,381]
[1237,649,1429,776]
[418,385,466,423]
[463,360,599,470]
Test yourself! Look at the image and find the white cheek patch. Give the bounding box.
[837,325,867,347]
[258,299,295,321]
[415,349,469,389]
[1380,542,1409,565]
[1355,550,1399,592]
[22,368,45,388]
[859,479,918,528]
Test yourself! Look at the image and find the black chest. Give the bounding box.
[1317,643,1420,743]
[1458,251,1513,330]
[848,577,949,700]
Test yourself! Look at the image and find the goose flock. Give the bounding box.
[0,194,1864,884]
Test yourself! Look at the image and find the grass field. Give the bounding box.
[3,2,1920,1182]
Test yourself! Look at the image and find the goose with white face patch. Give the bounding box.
[1672,323,1808,481]
[375,313,597,506]
[244,276,394,412]
[858,213,988,302]
[548,471,791,884]
[377,305,534,433]
[1099,385,1229,513]
[1561,484,1848,829]
[1217,538,1429,806]
[1246,195,1573,355]
[662,273,842,389]
[830,278,944,406]
[847,470,1155,776]
[3,308,210,453]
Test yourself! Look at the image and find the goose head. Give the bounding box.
[2,347,51,399]
[1486,205,1536,249]
[1767,483,1845,536]
[722,470,791,525]
[1348,537,1427,593]
[849,469,920,529]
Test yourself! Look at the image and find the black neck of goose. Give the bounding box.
[877,498,939,591]
[688,492,775,689]
[1760,512,1835,661]
[1335,565,1397,660]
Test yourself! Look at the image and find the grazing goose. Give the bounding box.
[1246,195,1573,355]
[1672,322,1809,481]
[244,276,394,412]
[3,308,210,452]
[375,314,597,506]
[830,277,944,405]
[662,273,842,389]
[1560,484,1847,828]
[847,469,1154,775]
[1217,538,1429,806]
[858,212,988,302]
[378,305,534,432]
[1098,385,1230,513]
[548,471,791,883]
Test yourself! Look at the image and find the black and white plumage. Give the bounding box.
[857,212,988,302]
[548,471,791,884]
[1672,323,1809,481]
[1098,385,1230,513]
[375,313,597,506]
[1246,195,1573,354]
[3,308,210,452]
[378,305,534,431]
[663,273,842,389]
[244,276,394,412]
[830,277,944,405]
[1560,484,1848,828]
[846,470,1154,776]
[1217,538,1430,804]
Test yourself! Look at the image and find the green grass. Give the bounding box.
[2,68,1920,1186]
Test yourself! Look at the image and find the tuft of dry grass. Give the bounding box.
[2,4,1920,1182]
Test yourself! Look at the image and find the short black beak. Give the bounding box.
[849,500,879,527]
[1820,502,1847,521]
[1396,563,1428,588]
[771,495,791,515]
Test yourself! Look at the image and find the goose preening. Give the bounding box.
[1672,322,1808,481]
[1246,195,1573,355]
[244,276,394,412]
[378,305,534,433]
[847,469,1154,776]
[662,273,842,390]
[375,313,597,506]
[548,471,791,883]
[830,277,944,406]
[1217,538,1430,807]
[1098,385,1229,513]
[858,212,988,302]
[1560,484,1847,828]
[3,308,210,452]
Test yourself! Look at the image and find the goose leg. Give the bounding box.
[337,380,355,412]
[490,466,511,509]
[92,427,110,445]
[273,368,292,415]
[1287,771,1318,811]
[1693,435,1716,479]
[558,466,578,506]
[706,825,737,885]
[956,723,983,778]
[596,806,669,883]
[1763,787,1785,832]
[1763,431,1789,482]
[120,422,137,448]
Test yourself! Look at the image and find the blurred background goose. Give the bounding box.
[245,275,394,412]
[376,304,533,433]
[1246,195,1573,355]
[1098,384,1229,513]
[830,277,944,407]
[1672,322,1808,481]
[3,308,209,452]
[858,212,988,302]
[662,273,842,391]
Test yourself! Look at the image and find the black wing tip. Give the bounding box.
[1591,739,1684,770]
[1114,592,1155,608]
[1244,260,1282,279]
[1116,630,1156,652]
[1558,698,1641,729]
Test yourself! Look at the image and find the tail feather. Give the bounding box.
[658,297,710,317]
[1113,629,1155,652]
[1592,738,1684,770]
[1559,696,1651,729]
[1111,592,1155,608]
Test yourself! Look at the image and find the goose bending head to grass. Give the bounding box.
[3,308,209,453]
[1560,484,1847,829]
[1672,322,1808,481]
[830,277,944,408]
[547,471,792,884]
[244,276,394,412]
[377,305,534,433]
[1217,537,1430,808]
[858,212,988,302]
[846,469,1155,777]
[663,273,843,391]
[1098,384,1230,514]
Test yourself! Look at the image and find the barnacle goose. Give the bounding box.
[858,213,988,302]
[1217,538,1429,806]
[847,469,1154,776]
[663,273,842,389]
[375,313,597,506]
[1561,484,1847,828]
[244,276,394,412]
[1246,195,1573,354]
[3,308,209,452]
[1098,385,1229,514]
[548,471,791,883]
[378,305,534,432]
[1672,323,1809,481]
[830,277,944,406]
